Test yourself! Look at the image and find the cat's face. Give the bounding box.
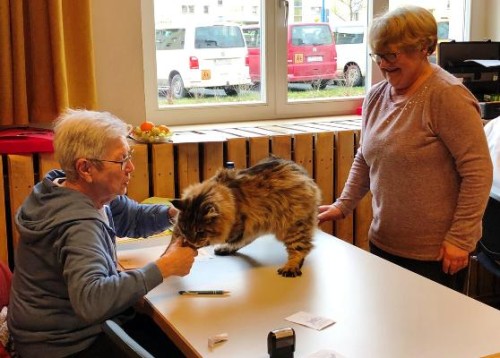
[171,183,233,248]
[171,199,219,248]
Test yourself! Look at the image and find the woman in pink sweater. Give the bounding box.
[318,6,492,291]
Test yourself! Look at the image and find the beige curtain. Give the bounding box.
[0,0,97,125]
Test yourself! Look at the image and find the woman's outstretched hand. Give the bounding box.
[318,204,344,224]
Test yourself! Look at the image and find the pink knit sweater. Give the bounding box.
[335,65,493,260]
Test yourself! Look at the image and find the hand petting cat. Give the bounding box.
[156,239,197,278]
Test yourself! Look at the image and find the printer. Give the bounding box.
[438,41,500,119]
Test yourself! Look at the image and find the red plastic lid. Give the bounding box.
[0,128,54,154]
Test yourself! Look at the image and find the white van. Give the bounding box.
[332,24,366,86]
[155,23,251,98]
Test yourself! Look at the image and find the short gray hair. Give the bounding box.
[53,109,129,181]
[369,5,438,55]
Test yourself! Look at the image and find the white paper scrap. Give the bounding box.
[285,311,335,330]
[208,332,228,348]
[306,349,347,358]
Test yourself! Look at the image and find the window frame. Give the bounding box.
[140,0,468,126]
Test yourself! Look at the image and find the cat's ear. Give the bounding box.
[170,199,184,211]
[205,204,219,218]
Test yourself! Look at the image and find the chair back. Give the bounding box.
[101,319,155,358]
[477,251,500,278]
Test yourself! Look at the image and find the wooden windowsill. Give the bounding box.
[160,115,362,143]
[168,114,362,132]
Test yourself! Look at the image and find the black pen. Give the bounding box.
[178,290,230,296]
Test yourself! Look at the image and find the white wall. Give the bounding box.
[484,0,500,41]
[91,0,146,124]
[469,0,500,41]
[91,0,499,126]
[470,0,486,40]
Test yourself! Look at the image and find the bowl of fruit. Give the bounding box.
[129,121,172,143]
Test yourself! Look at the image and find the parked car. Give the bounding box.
[242,23,338,89]
[155,23,251,98]
[332,24,366,86]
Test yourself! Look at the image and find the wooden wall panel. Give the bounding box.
[271,135,292,160]
[334,130,356,244]
[127,143,149,202]
[177,143,200,194]
[203,142,224,180]
[0,156,7,265]
[248,136,270,166]
[39,153,60,180]
[151,143,175,199]
[293,133,314,177]
[8,155,35,249]
[226,137,247,169]
[314,132,334,236]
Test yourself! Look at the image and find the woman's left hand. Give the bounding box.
[438,241,469,275]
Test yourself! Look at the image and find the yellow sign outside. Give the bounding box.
[201,70,211,80]
[294,53,304,64]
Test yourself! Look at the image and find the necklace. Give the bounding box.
[382,84,430,126]
[381,65,436,126]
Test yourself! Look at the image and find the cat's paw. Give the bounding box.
[214,246,237,256]
[277,266,302,277]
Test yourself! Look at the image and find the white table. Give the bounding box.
[118,230,500,358]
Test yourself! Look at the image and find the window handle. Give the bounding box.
[279,0,289,27]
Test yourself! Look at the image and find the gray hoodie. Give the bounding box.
[8,170,169,357]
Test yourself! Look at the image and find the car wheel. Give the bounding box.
[344,63,363,87]
[311,80,330,90]
[170,74,187,99]
[224,85,240,96]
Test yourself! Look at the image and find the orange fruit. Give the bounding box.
[140,121,155,132]
[158,124,170,133]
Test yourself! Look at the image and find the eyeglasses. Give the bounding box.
[88,149,134,171]
[369,51,401,64]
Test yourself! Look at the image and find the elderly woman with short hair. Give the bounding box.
[8,109,196,357]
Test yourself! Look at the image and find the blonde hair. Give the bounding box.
[53,109,129,181]
[369,5,437,55]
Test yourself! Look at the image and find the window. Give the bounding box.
[141,0,468,126]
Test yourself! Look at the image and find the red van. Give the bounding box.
[243,23,337,89]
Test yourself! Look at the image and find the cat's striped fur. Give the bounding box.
[171,156,321,277]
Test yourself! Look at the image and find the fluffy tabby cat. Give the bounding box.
[170,156,321,277]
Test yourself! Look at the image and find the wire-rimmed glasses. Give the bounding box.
[88,149,134,171]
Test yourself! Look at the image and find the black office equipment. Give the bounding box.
[268,327,295,358]
[438,41,500,119]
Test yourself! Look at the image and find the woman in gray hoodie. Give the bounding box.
[8,109,197,357]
